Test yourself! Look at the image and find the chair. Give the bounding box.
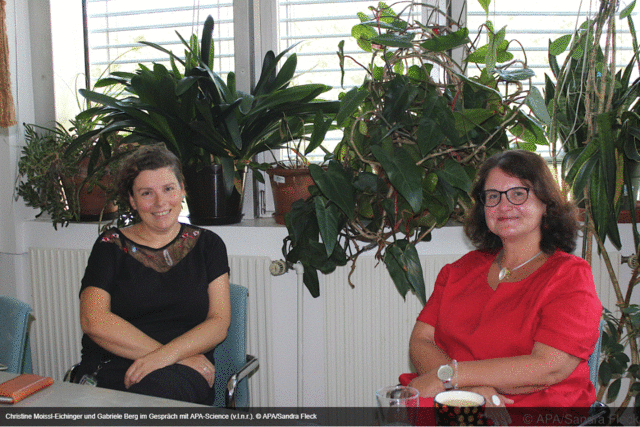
[587,318,604,389]
[64,283,258,409]
[213,283,259,408]
[580,318,610,426]
[0,296,33,374]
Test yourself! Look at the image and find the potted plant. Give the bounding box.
[281,1,545,301]
[77,16,339,225]
[265,116,335,224]
[537,0,639,414]
[15,119,127,229]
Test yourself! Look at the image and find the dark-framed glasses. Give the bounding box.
[480,187,530,207]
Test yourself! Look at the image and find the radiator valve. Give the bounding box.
[622,254,638,270]
[269,259,289,276]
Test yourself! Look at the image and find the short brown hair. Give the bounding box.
[464,150,579,254]
[116,145,184,211]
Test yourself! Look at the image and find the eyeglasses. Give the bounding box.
[480,187,530,207]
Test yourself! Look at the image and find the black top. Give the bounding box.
[79,223,230,365]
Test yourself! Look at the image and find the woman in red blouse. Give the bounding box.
[401,150,601,420]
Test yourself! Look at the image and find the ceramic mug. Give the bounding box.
[434,390,486,426]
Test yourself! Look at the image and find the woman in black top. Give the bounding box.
[77,146,231,404]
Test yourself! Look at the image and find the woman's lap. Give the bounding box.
[83,359,213,405]
[128,364,213,404]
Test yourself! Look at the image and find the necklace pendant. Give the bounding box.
[498,267,510,281]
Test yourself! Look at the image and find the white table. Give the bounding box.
[0,372,205,407]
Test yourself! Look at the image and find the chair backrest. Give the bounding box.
[212,283,249,407]
[588,318,605,390]
[0,296,33,374]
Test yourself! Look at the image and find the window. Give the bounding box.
[59,0,637,217]
[466,0,638,161]
[83,0,234,85]
[467,0,636,85]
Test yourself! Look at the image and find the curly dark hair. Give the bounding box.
[116,145,184,211]
[464,150,579,254]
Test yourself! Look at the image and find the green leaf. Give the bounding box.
[606,378,622,402]
[369,33,415,48]
[384,241,426,304]
[420,28,470,52]
[371,145,424,213]
[549,34,572,56]
[303,266,321,298]
[314,196,341,257]
[434,159,473,193]
[599,361,612,386]
[620,1,636,19]
[495,67,536,82]
[309,162,356,219]
[477,0,491,16]
[336,87,370,126]
[526,86,552,126]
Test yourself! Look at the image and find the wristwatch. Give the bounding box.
[437,363,455,390]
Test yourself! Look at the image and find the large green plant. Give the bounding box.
[282,2,545,301]
[77,16,339,196]
[537,0,640,413]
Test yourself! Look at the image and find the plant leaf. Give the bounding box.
[309,162,356,219]
[371,145,424,213]
[314,196,340,257]
[384,240,426,304]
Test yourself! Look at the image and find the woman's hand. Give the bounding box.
[178,355,215,388]
[407,370,443,398]
[465,386,513,426]
[124,347,176,389]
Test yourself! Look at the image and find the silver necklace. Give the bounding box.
[497,250,542,281]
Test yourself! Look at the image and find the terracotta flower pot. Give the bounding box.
[72,158,118,221]
[267,167,315,225]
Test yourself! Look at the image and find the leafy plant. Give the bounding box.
[15,120,126,229]
[282,1,544,301]
[77,16,339,197]
[535,0,640,412]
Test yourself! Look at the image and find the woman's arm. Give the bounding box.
[409,321,451,375]
[80,286,163,359]
[81,273,231,388]
[408,339,580,398]
[461,341,580,395]
[123,273,231,388]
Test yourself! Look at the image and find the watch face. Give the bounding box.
[437,364,454,381]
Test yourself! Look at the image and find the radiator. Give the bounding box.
[322,252,621,407]
[28,248,274,407]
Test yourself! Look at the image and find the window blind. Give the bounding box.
[466,0,637,86]
[83,0,234,85]
[466,0,638,160]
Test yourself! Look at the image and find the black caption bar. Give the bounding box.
[1,407,638,426]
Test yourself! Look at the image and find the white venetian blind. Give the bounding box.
[83,0,234,85]
[466,0,637,87]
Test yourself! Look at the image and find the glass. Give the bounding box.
[376,385,420,426]
[481,187,530,207]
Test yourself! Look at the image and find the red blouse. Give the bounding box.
[403,249,602,408]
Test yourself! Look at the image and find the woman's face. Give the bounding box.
[483,167,547,244]
[129,167,185,234]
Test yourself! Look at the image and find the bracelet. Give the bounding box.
[452,359,458,390]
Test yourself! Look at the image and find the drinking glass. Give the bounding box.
[376,385,420,426]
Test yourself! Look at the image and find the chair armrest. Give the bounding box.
[63,363,81,383]
[577,401,610,426]
[225,355,259,408]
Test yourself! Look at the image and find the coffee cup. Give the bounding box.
[434,390,486,426]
